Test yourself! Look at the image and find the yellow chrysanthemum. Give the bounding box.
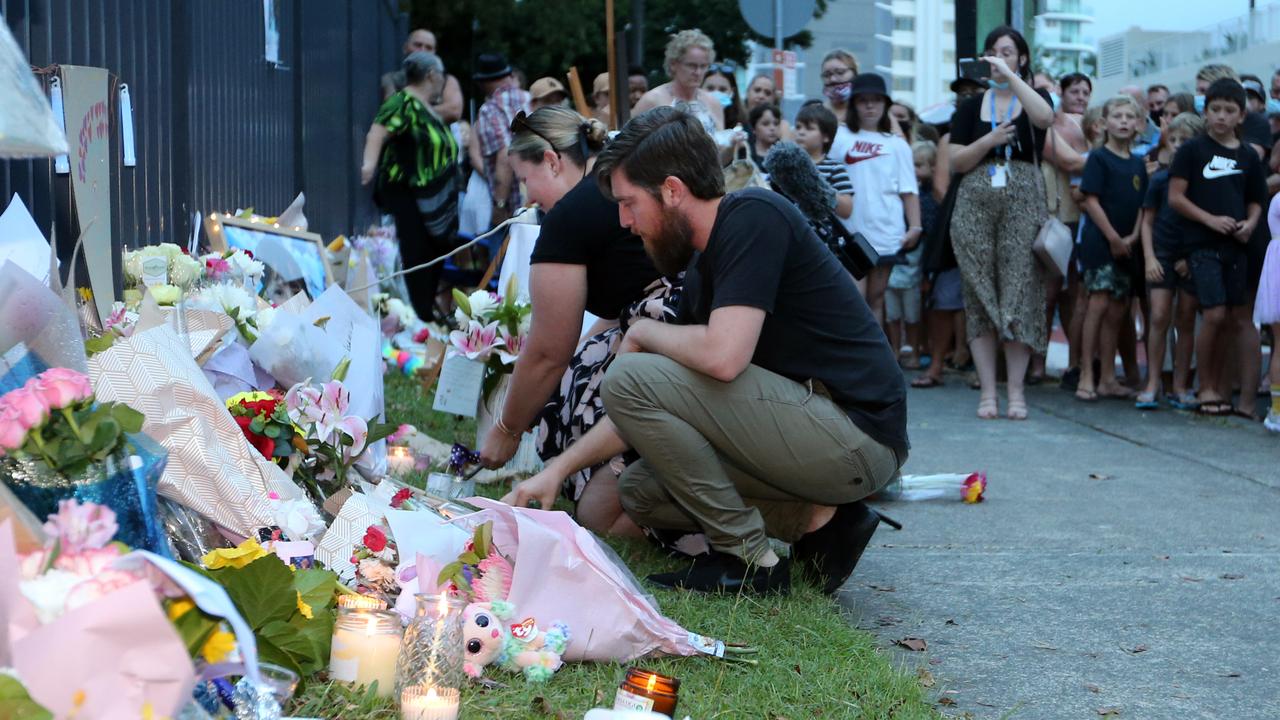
[201,538,268,570]
[167,599,195,621]
[225,390,275,410]
[201,629,236,663]
[296,591,314,620]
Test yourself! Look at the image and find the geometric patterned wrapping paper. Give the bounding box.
[88,324,285,537]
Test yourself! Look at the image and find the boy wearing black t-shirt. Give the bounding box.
[1169,79,1269,414]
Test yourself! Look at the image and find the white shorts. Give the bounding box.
[885,286,922,324]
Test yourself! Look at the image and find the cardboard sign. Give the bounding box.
[60,65,114,321]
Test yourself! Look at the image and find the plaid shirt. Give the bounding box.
[476,83,531,209]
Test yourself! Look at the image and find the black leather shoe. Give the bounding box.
[793,501,880,595]
[647,552,791,595]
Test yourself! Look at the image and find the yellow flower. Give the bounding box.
[296,591,314,620]
[201,629,236,663]
[167,599,195,621]
[225,390,275,409]
[201,539,268,570]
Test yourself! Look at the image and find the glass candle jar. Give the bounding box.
[614,668,680,717]
[329,608,403,697]
[395,593,466,693]
[400,685,461,720]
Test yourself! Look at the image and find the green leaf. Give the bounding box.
[331,357,351,382]
[227,305,240,320]
[365,422,399,446]
[170,603,221,657]
[0,674,53,720]
[85,334,117,357]
[261,614,333,676]
[293,568,339,612]
[262,423,280,439]
[218,555,297,630]
[254,634,304,676]
[249,416,266,434]
[109,403,145,433]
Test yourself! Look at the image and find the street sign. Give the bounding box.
[737,0,816,41]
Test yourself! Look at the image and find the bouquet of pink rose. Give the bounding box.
[0,367,169,552]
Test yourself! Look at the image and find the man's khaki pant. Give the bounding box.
[602,353,902,562]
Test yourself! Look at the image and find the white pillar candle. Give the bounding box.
[329,611,402,698]
[400,686,460,720]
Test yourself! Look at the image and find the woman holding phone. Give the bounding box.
[946,27,1055,420]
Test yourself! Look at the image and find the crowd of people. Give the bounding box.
[360,24,1280,595]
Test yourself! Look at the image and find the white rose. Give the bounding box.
[169,254,203,288]
[466,290,498,322]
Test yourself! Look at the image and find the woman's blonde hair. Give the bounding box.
[911,139,937,166]
[1166,111,1205,138]
[664,29,715,77]
[1101,94,1144,147]
[1082,106,1104,147]
[509,106,609,168]
[1196,63,1238,84]
[821,48,859,74]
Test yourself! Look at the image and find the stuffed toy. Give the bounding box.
[462,600,570,682]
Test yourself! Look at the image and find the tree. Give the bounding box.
[404,0,824,108]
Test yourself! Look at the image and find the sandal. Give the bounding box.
[1006,397,1028,420]
[1230,408,1259,422]
[1134,392,1160,410]
[977,396,1000,419]
[1197,403,1232,417]
[1167,392,1199,410]
[911,375,943,388]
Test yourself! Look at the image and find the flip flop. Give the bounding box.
[1075,388,1098,402]
[911,376,943,388]
[1231,408,1259,422]
[1134,393,1159,410]
[1197,403,1232,417]
[1167,393,1200,410]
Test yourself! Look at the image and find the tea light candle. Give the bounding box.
[400,686,460,720]
[329,609,402,697]
[387,446,415,477]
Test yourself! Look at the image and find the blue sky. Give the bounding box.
[1092,0,1280,39]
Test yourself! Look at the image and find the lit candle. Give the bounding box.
[387,446,415,477]
[400,686,460,720]
[614,668,680,718]
[329,609,402,698]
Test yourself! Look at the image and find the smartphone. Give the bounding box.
[958,58,991,82]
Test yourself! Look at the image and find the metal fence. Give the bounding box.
[2,0,406,274]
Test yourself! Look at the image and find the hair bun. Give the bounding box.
[582,117,609,146]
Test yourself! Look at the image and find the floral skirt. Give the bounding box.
[535,277,682,502]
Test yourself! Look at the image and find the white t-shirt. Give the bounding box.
[829,128,918,256]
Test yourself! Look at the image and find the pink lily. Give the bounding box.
[448,320,504,362]
[496,329,527,365]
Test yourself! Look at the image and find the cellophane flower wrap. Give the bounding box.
[0,366,170,554]
[284,377,396,506]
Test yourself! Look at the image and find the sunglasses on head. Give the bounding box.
[708,62,737,75]
[510,110,558,150]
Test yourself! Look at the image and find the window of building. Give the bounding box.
[893,46,915,61]
[893,76,914,92]
[893,16,914,31]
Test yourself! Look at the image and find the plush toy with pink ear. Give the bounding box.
[461,600,570,683]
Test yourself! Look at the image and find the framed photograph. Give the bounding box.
[204,213,332,301]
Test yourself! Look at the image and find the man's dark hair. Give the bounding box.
[1147,83,1169,95]
[1060,72,1092,93]
[594,107,725,201]
[795,103,838,153]
[1205,78,1247,112]
[628,65,647,78]
[748,103,781,129]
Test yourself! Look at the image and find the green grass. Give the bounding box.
[286,374,940,718]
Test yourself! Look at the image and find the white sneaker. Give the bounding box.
[1265,411,1280,433]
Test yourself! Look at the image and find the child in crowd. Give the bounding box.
[829,73,920,322]
[1169,79,1268,416]
[1137,112,1205,409]
[1257,193,1280,432]
[1076,95,1148,402]
[794,102,853,220]
[747,103,782,171]
[885,141,937,369]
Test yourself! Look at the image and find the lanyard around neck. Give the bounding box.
[990,92,1018,164]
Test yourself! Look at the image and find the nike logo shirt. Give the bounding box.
[1169,133,1267,249]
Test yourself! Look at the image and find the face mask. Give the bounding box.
[1194,95,1205,113]
[709,90,733,108]
[1049,92,1061,111]
[1267,98,1280,115]
[824,82,852,102]
[988,79,1010,90]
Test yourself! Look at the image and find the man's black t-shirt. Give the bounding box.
[530,174,662,319]
[1169,134,1269,249]
[1143,168,1182,256]
[1242,111,1271,162]
[1079,146,1148,271]
[676,188,909,455]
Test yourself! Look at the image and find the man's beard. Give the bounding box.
[644,207,696,277]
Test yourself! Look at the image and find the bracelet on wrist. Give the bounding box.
[495,416,523,439]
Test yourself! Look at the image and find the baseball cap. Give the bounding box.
[529,77,567,100]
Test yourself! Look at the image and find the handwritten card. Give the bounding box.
[432,353,484,417]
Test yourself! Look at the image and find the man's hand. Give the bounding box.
[1174,259,1190,278]
[1234,218,1257,243]
[900,229,922,251]
[1205,214,1239,235]
[479,425,520,469]
[500,468,563,510]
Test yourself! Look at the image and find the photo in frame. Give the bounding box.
[203,213,332,301]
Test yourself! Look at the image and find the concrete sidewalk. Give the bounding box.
[840,378,1279,719]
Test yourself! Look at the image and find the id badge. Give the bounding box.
[991,163,1008,188]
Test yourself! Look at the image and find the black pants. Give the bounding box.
[382,187,457,322]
